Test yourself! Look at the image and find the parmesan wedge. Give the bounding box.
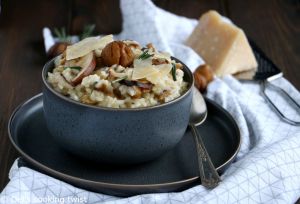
[186,10,257,76]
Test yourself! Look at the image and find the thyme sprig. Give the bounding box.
[53,24,96,42]
[80,24,96,40]
[171,63,177,81]
[138,50,154,60]
[54,27,71,43]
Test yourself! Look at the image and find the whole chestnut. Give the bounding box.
[194,64,214,92]
[48,42,71,58]
[101,41,134,67]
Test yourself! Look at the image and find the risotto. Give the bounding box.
[47,35,188,108]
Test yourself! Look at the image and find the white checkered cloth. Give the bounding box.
[1,0,300,203]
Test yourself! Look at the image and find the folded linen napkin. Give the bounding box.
[1,0,300,203]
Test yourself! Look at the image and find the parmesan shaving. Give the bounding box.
[66,35,113,60]
[146,64,172,84]
[132,59,159,80]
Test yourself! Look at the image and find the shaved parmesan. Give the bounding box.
[132,58,173,84]
[156,64,172,76]
[66,35,113,60]
[145,72,160,84]
[132,68,159,80]
[146,64,172,84]
[134,58,152,68]
[132,59,158,80]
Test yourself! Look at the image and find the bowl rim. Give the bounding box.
[42,56,194,111]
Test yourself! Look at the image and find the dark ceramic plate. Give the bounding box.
[9,94,240,197]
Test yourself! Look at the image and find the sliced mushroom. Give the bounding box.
[152,58,169,65]
[136,81,153,90]
[120,79,153,90]
[121,80,136,86]
[70,52,96,85]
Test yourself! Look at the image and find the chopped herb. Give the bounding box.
[112,76,127,83]
[80,24,96,40]
[171,63,177,81]
[64,66,82,71]
[138,50,154,60]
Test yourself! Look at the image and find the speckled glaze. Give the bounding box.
[42,57,193,164]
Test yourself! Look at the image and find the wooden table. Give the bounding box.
[0,0,299,197]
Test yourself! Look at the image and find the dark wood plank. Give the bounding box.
[0,0,70,190]
[71,0,122,35]
[153,0,223,18]
[226,0,300,89]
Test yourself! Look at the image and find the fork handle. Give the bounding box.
[190,124,221,188]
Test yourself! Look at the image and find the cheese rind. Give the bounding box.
[186,10,257,76]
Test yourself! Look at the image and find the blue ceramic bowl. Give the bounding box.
[42,57,194,164]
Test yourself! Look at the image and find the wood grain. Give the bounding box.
[226,0,300,88]
[0,0,70,189]
[0,1,299,200]
[71,0,122,34]
[153,0,222,18]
